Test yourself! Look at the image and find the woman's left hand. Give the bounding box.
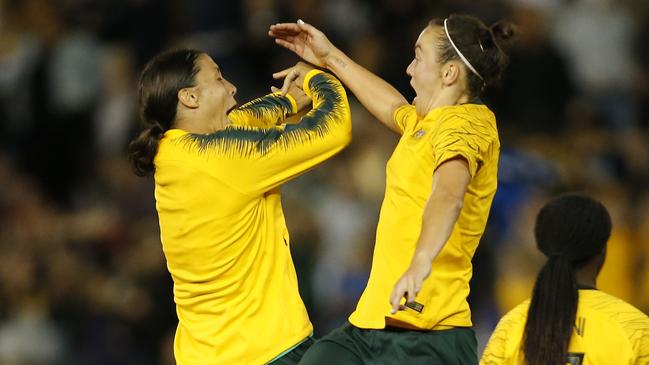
[271,62,314,111]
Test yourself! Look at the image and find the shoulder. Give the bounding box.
[581,290,649,342]
[394,104,417,117]
[582,290,648,320]
[393,104,418,130]
[429,104,497,138]
[425,104,500,163]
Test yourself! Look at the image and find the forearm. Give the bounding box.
[325,48,408,133]
[411,193,463,264]
[243,70,351,194]
[229,94,297,128]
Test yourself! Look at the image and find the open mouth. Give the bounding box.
[227,100,238,114]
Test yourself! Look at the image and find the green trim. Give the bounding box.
[266,335,313,364]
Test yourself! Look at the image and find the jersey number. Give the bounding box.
[567,352,584,365]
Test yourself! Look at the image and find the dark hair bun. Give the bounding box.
[490,21,517,49]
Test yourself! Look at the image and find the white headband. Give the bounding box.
[443,18,483,80]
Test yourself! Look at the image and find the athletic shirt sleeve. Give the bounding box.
[228,93,298,128]
[431,111,494,178]
[393,104,418,135]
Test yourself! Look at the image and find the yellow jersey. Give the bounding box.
[481,289,649,365]
[349,103,500,330]
[153,70,351,365]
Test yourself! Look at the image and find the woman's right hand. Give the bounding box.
[269,20,335,69]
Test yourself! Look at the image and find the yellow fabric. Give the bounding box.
[481,290,649,365]
[229,92,298,128]
[154,70,351,365]
[349,103,500,330]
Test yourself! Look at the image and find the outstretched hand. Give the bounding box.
[389,255,432,314]
[269,20,335,68]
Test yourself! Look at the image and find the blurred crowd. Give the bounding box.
[0,0,648,363]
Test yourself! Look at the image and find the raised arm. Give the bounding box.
[270,21,408,133]
[228,67,312,128]
[228,93,298,128]
[234,70,351,194]
[181,70,351,195]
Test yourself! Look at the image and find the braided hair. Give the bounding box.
[523,194,611,365]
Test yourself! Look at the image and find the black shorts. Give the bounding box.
[298,322,477,365]
[268,337,316,365]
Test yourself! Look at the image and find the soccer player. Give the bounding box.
[481,194,649,365]
[269,14,514,364]
[128,50,351,365]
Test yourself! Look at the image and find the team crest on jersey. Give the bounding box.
[413,129,426,138]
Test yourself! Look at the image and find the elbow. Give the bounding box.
[342,113,352,146]
[336,118,352,148]
[442,196,463,217]
[426,192,464,218]
[337,103,352,146]
[449,194,464,214]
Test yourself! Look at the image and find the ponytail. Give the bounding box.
[490,21,517,50]
[128,122,164,177]
[523,255,578,365]
[523,194,612,365]
[127,49,202,177]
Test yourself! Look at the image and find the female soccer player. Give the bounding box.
[270,14,514,364]
[481,194,649,365]
[128,50,351,365]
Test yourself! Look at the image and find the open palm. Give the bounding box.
[269,21,333,68]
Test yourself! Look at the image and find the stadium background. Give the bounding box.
[0,0,648,363]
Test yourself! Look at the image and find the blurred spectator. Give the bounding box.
[488,1,575,138]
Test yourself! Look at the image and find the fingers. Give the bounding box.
[390,274,422,314]
[270,68,300,95]
[269,20,320,39]
[272,67,292,80]
[390,279,409,314]
[280,72,295,95]
[268,20,299,38]
[268,29,298,38]
[296,19,319,36]
[407,277,416,303]
[390,286,403,314]
[270,86,280,93]
[269,23,302,34]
